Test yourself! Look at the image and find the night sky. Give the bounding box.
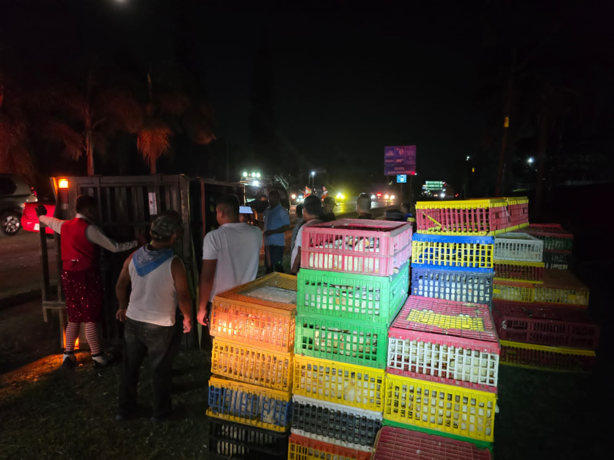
[1,0,612,192]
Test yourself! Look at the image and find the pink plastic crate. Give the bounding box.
[492,300,599,349]
[388,296,500,392]
[300,219,412,276]
[373,426,492,460]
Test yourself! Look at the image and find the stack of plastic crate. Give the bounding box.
[290,219,412,460]
[491,231,597,372]
[206,273,297,460]
[383,296,499,451]
[518,223,574,270]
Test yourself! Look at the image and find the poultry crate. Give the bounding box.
[415,198,510,236]
[411,266,493,306]
[499,340,596,372]
[412,234,494,271]
[206,416,289,460]
[492,300,599,349]
[291,395,382,452]
[295,314,389,369]
[300,219,412,276]
[287,433,371,460]
[296,262,409,323]
[504,196,529,228]
[388,296,500,393]
[543,250,573,270]
[293,355,385,412]
[211,338,293,392]
[520,224,573,252]
[494,260,545,283]
[383,374,497,443]
[210,273,297,352]
[372,425,492,460]
[207,376,292,432]
[493,233,543,262]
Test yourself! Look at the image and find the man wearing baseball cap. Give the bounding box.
[115,215,192,422]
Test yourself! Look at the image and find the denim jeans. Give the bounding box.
[119,318,176,418]
[266,245,285,273]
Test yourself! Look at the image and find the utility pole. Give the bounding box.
[495,50,516,197]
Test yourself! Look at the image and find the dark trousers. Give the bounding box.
[119,318,176,418]
[266,245,285,273]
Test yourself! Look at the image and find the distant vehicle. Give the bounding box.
[0,174,37,236]
[22,202,55,234]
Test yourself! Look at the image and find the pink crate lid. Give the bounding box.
[493,300,595,323]
[390,296,498,344]
[305,219,412,237]
[374,427,492,460]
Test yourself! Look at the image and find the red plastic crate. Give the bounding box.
[492,300,599,349]
[373,426,492,460]
[300,219,412,276]
[494,260,544,283]
[388,296,500,392]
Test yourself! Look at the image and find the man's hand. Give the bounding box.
[197,307,209,326]
[264,230,274,237]
[116,308,127,322]
[183,317,192,333]
[35,205,47,218]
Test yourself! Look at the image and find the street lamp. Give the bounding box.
[466,156,470,161]
[242,171,248,177]
[528,157,534,164]
[310,171,315,187]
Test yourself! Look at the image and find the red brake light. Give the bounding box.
[377,193,382,197]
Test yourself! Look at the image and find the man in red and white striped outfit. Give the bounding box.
[37,195,139,368]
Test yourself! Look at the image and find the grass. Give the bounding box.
[0,350,212,460]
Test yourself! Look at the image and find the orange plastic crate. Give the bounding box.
[211,273,297,352]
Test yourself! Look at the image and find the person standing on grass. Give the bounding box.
[321,197,337,222]
[291,196,323,275]
[356,193,374,219]
[263,189,290,273]
[196,194,262,335]
[36,196,139,369]
[115,215,192,422]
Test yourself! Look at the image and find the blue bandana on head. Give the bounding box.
[132,246,174,277]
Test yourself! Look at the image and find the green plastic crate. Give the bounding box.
[296,263,409,324]
[295,314,389,369]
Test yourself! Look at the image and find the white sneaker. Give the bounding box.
[92,353,114,369]
[62,353,77,368]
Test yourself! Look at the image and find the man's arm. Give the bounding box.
[38,216,65,234]
[115,254,134,322]
[197,259,217,326]
[291,247,301,275]
[171,257,192,333]
[86,225,139,253]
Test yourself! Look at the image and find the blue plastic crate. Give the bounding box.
[411,265,493,306]
[207,376,293,432]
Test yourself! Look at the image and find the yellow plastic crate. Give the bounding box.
[293,355,385,412]
[534,270,590,307]
[500,340,596,373]
[492,280,534,302]
[211,338,293,392]
[493,260,545,284]
[207,376,292,432]
[383,374,496,443]
[211,273,297,352]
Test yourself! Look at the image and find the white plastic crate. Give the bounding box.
[493,233,543,262]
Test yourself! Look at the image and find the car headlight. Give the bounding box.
[385,194,389,199]
[291,194,297,200]
[390,195,395,200]
[371,194,376,199]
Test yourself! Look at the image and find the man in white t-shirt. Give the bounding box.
[197,194,262,329]
[291,195,323,275]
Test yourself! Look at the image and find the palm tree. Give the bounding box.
[137,68,215,174]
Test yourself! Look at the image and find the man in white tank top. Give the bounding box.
[114,215,192,422]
